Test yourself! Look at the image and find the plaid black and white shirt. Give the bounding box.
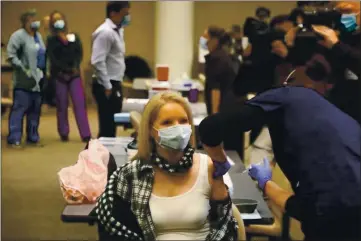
[95,157,238,241]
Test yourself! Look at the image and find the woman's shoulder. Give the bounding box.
[114,158,151,179]
[196,153,214,180]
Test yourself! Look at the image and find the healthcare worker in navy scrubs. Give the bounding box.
[199,57,360,241]
[7,9,46,148]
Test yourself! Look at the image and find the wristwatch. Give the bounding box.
[212,159,231,178]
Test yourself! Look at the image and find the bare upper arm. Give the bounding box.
[206,156,229,200]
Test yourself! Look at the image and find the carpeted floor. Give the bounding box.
[1,107,131,241]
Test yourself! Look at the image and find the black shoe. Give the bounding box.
[61,136,69,142]
[8,142,23,149]
[82,136,91,143]
[26,140,45,147]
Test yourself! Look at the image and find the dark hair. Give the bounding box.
[49,11,68,35]
[289,7,306,25]
[256,7,271,18]
[20,9,37,28]
[208,26,232,47]
[270,14,290,29]
[297,1,330,7]
[106,1,130,18]
[305,54,332,82]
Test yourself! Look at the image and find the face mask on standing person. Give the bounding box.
[120,14,131,27]
[341,13,359,32]
[53,19,65,30]
[30,21,40,31]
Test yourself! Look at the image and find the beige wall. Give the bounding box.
[1,1,296,103]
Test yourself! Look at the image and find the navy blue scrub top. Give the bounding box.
[247,86,361,212]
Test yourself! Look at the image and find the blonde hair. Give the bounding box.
[132,91,196,162]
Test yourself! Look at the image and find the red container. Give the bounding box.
[156,65,169,81]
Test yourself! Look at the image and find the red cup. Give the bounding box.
[156,64,169,81]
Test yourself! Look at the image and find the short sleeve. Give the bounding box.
[246,87,289,113]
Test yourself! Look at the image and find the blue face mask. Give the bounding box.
[53,20,65,30]
[30,21,40,30]
[155,124,192,151]
[121,15,131,27]
[199,36,208,50]
[341,13,359,32]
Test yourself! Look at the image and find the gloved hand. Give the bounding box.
[248,157,272,190]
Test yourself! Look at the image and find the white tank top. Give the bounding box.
[149,154,211,240]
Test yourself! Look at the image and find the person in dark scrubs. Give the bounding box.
[199,76,360,240]
[201,26,237,115]
[200,26,243,155]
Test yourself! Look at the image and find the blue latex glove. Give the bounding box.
[248,158,272,190]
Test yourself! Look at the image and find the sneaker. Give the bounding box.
[26,140,45,147]
[61,136,69,142]
[8,142,23,149]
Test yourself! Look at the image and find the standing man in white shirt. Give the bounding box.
[91,1,131,138]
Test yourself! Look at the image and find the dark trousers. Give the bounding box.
[56,77,91,139]
[7,89,42,144]
[92,80,123,138]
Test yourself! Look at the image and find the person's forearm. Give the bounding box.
[211,177,229,200]
[211,89,221,114]
[331,42,360,77]
[93,62,112,89]
[203,144,227,162]
[264,180,293,212]
[199,105,266,147]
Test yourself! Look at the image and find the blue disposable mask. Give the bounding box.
[341,13,359,32]
[54,20,65,30]
[155,124,192,151]
[30,21,40,30]
[199,36,208,50]
[121,15,131,27]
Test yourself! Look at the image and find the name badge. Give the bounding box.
[67,34,76,42]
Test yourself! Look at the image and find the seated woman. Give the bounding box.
[95,92,238,241]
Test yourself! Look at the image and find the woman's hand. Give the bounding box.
[72,68,79,75]
[284,26,299,48]
[271,40,288,58]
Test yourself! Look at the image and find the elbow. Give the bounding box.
[199,114,222,147]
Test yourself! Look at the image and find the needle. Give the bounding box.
[241,161,263,174]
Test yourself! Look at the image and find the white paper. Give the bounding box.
[240,209,262,220]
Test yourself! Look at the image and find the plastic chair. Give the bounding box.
[232,204,247,240]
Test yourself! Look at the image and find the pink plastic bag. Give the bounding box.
[58,139,110,204]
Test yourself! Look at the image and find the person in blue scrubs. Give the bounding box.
[199,70,360,239]
[7,9,46,148]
